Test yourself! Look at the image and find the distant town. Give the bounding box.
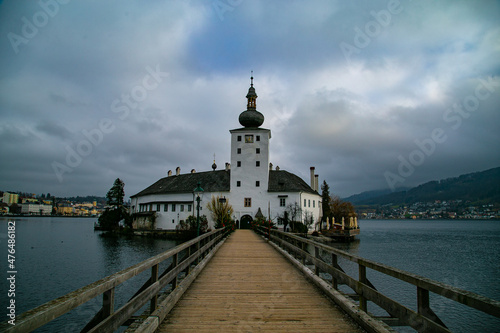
[0,191,114,217]
[357,200,500,220]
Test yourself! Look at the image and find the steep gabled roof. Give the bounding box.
[131,170,231,198]
[268,170,318,195]
[131,169,318,198]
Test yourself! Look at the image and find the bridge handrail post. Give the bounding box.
[150,264,159,312]
[172,253,178,289]
[331,253,338,289]
[301,241,305,265]
[102,288,115,318]
[314,246,320,276]
[358,263,368,312]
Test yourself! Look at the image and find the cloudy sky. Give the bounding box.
[1,0,499,199]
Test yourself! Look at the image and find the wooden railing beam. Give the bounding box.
[258,227,498,333]
[263,228,500,319]
[0,228,230,333]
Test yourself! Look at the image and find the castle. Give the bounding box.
[130,77,322,230]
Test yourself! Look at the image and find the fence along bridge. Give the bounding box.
[2,228,500,332]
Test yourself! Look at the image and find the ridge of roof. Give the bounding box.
[131,169,318,198]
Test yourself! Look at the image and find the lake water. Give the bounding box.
[0,217,178,332]
[333,219,500,333]
[1,217,499,332]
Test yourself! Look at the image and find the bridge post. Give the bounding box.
[184,246,191,275]
[172,254,178,289]
[331,253,338,289]
[150,264,159,312]
[301,242,306,265]
[417,286,448,331]
[314,246,320,276]
[359,264,367,312]
[103,288,115,317]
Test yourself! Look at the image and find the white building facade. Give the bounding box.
[130,77,322,230]
[21,203,52,215]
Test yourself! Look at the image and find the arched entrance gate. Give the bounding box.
[239,215,253,229]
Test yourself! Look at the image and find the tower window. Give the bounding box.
[244,198,252,207]
[256,161,260,167]
[256,135,260,141]
[245,135,254,143]
[237,148,241,154]
[237,161,241,167]
[256,181,260,187]
[237,181,241,187]
[237,135,242,142]
[256,148,260,154]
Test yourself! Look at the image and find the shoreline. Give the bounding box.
[0,214,96,218]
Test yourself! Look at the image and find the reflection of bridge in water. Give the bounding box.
[2,228,499,332]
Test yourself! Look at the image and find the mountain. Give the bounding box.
[346,167,500,206]
[343,188,408,204]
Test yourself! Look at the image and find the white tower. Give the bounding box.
[229,76,271,223]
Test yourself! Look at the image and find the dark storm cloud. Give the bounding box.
[0,0,498,198]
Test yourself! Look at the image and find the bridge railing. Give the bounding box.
[256,227,500,333]
[0,227,231,333]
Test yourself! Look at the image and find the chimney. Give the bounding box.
[191,169,196,174]
[276,166,280,171]
[176,167,180,176]
[310,167,315,191]
[225,162,231,171]
[269,162,273,170]
[167,170,172,177]
[315,175,319,193]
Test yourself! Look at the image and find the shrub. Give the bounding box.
[176,215,208,239]
[289,221,308,234]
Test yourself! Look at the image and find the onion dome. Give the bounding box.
[239,74,264,128]
[212,154,217,171]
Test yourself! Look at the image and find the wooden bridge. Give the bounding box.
[2,228,500,332]
[156,230,361,332]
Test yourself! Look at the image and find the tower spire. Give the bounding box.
[239,73,264,128]
[246,72,257,110]
[212,153,217,171]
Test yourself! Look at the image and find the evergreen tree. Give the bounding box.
[321,181,332,226]
[106,178,125,207]
[99,178,127,230]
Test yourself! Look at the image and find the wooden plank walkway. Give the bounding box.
[158,230,363,332]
